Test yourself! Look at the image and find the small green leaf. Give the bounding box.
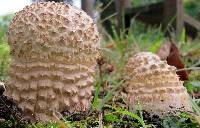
[104,114,122,123]
[116,108,147,128]
[186,83,194,93]
[150,40,162,53]
[163,117,180,128]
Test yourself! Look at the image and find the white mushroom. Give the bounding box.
[125,52,192,117]
[6,2,100,121]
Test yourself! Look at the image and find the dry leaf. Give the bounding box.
[166,42,189,81]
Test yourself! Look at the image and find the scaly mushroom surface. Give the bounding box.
[125,52,192,116]
[6,2,100,121]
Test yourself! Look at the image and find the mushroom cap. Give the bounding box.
[6,2,100,121]
[126,52,192,116]
[8,2,100,62]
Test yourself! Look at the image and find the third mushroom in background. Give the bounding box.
[125,52,192,117]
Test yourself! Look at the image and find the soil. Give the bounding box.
[60,106,163,128]
[0,95,30,124]
[0,91,197,128]
[0,94,163,127]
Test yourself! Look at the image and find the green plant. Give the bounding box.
[184,0,200,18]
[162,112,199,128]
[130,20,165,52]
[0,15,12,81]
[103,105,147,128]
[0,43,10,81]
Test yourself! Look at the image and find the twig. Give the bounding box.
[98,113,103,128]
[100,12,117,24]
[100,0,114,13]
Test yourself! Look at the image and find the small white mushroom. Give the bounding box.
[125,52,192,117]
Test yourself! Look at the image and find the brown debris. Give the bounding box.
[166,42,189,81]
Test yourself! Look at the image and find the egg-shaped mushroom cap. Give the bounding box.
[7,2,100,62]
[6,2,100,121]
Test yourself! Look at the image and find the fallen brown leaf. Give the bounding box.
[166,41,189,81]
